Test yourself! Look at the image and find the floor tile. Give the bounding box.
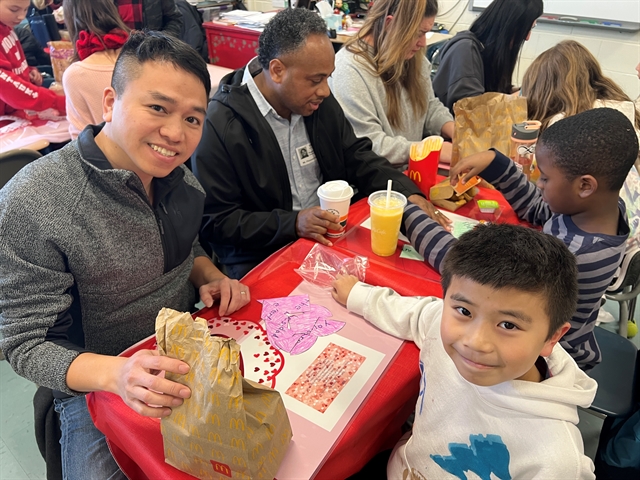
[0,437,29,480]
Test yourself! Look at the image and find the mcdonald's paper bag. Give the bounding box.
[156,308,293,480]
[451,92,527,167]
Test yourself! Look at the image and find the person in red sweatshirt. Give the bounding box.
[0,0,65,120]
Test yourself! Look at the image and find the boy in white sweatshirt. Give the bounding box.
[333,223,597,479]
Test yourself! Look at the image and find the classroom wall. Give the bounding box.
[242,1,640,99]
[436,0,640,99]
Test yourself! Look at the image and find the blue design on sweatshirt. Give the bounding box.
[430,434,512,480]
[418,360,426,414]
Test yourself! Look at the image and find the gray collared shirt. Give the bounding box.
[242,59,322,211]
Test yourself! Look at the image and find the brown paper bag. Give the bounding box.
[47,41,74,83]
[156,308,293,480]
[451,92,527,167]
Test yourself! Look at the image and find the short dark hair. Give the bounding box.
[258,8,328,70]
[112,30,211,99]
[539,108,639,191]
[441,224,578,338]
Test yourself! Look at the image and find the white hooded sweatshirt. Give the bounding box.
[347,283,597,480]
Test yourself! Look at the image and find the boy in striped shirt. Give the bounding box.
[404,107,638,370]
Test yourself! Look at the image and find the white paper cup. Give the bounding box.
[317,180,354,238]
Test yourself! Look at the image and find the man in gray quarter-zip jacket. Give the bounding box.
[0,31,249,479]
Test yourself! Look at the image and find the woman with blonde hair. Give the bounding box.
[330,0,454,167]
[522,40,640,135]
[62,0,130,138]
[522,39,640,248]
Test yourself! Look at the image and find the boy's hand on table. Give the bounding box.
[199,276,250,315]
[29,69,43,86]
[296,207,341,246]
[114,350,191,418]
[332,274,359,306]
[449,150,496,185]
[407,194,452,231]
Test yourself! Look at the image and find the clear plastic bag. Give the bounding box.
[295,244,368,288]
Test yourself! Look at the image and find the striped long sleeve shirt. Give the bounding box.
[404,150,629,370]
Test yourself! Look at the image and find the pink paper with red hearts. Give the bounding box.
[206,318,284,388]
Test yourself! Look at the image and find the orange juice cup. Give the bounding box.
[368,191,407,257]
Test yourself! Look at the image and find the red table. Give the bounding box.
[88,239,444,480]
[332,182,528,283]
[87,185,524,479]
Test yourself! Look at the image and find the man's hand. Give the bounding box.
[331,274,359,306]
[407,194,452,231]
[199,276,250,316]
[449,150,496,186]
[296,207,341,246]
[29,69,43,86]
[114,350,191,418]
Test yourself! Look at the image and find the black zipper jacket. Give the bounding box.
[192,60,423,266]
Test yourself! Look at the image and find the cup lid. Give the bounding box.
[317,180,354,200]
[511,121,541,141]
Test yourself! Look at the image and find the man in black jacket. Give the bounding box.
[192,8,448,279]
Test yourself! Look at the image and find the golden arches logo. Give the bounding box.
[206,413,221,426]
[251,442,264,460]
[409,170,422,183]
[170,344,185,359]
[189,424,201,438]
[210,448,225,461]
[208,431,222,443]
[210,460,232,478]
[171,433,185,447]
[184,368,196,384]
[189,441,204,455]
[232,456,247,467]
[219,348,231,363]
[230,437,246,451]
[229,417,245,430]
[172,412,187,429]
[208,367,219,383]
[208,391,220,406]
[228,396,242,410]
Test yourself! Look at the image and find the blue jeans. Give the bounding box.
[54,396,126,480]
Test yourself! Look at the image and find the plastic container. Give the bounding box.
[510,120,541,180]
[368,191,407,257]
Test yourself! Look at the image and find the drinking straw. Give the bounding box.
[386,179,392,207]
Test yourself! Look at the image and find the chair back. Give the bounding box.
[588,326,639,417]
[0,149,42,189]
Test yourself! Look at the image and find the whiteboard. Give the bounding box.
[471,0,640,31]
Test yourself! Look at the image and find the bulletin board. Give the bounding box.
[470,0,640,32]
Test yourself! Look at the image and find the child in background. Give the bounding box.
[403,108,637,370]
[521,40,640,250]
[333,223,596,479]
[0,0,65,122]
[62,0,129,138]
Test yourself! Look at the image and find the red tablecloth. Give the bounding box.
[88,239,443,480]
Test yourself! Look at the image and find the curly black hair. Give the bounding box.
[258,8,328,70]
[441,223,578,339]
[539,108,639,191]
